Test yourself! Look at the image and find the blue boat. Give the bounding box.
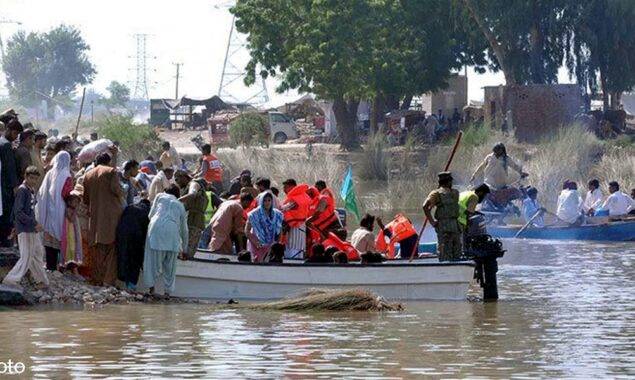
[488,220,635,241]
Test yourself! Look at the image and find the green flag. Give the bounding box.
[339,165,360,220]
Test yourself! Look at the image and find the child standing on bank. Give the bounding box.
[2,166,49,288]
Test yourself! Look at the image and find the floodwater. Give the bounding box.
[0,240,633,378]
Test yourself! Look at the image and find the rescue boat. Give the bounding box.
[168,250,475,301]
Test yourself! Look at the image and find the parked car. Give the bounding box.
[267,111,299,143]
[207,111,299,145]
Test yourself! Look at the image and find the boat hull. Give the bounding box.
[488,220,635,241]
[171,258,475,301]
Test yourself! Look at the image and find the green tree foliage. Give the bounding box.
[232,0,472,149]
[103,81,130,109]
[2,25,95,117]
[229,113,269,148]
[459,0,574,85]
[566,0,635,110]
[97,114,162,161]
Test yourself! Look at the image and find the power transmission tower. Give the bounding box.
[218,14,269,106]
[131,34,151,100]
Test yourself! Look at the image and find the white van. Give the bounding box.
[268,112,299,143]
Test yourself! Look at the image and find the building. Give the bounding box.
[483,84,584,142]
[420,75,468,118]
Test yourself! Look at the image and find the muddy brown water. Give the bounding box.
[0,239,633,378]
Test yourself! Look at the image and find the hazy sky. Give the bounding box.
[1,0,573,106]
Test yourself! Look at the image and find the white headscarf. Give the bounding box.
[37,151,71,241]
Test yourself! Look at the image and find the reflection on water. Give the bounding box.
[0,240,633,378]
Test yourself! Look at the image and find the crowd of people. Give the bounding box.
[0,106,632,298]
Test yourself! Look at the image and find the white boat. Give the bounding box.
[168,253,476,301]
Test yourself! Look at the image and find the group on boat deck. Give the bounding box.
[0,108,632,297]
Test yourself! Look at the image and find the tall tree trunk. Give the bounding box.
[384,94,399,111]
[600,70,609,111]
[463,0,518,86]
[370,96,378,135]
[370,94,389,134]
[333,97,360,151]
[529,15,545,84]
[609,91,622,110]
[400,94,413,110]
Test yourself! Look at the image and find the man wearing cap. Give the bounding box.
[178,175,209,260]
[0,119,24,245]
[423,172,462,261]
[15,129,35,182]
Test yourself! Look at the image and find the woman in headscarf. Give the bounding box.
[37,151,73,271]
[245,192,283,262]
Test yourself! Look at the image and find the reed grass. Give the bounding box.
[215,124,633,214]
[250,288,403,312]
[217,147,345,193]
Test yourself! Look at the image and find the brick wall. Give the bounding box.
[484,84,584,142]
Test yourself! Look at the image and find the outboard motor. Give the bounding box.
[463,214,505,301]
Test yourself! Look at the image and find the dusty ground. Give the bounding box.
[158,128,423,157]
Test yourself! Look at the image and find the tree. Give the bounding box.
[233,0,374,149]
[103,81,130,109]
[2,24,95,118]
[566,0,635,110]
[233,0,475,148]
[228,113,269,148]
[459,0,574,85]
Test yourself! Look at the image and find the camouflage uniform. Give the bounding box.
[425,187,462,261]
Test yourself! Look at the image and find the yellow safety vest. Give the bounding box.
[458,191,477,227]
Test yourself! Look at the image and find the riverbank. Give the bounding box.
[0,248,208,307]
[162,125,633,214]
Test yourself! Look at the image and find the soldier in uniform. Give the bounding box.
[423,171,462,261]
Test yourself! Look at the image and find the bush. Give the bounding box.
[359,132,389,181]
[229,113,269,148]
[460,121,491,148]
[96,114,162,161]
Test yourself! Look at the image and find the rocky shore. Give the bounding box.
[0,248,207,307]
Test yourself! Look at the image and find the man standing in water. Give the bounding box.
[423,172,462,261]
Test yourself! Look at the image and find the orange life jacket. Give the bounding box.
[243,199,257,219]
[313,188,339,230]
[323,232,361,261]
[375,214,417,259]
[282,184,311,228]
[202,153,223,183]
[306,186,320,213]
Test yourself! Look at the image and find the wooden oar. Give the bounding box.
[409,131,463,262]
[514,209,544,238]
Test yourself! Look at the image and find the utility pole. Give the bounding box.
[90,100,94,123]
[173,62,182,99]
